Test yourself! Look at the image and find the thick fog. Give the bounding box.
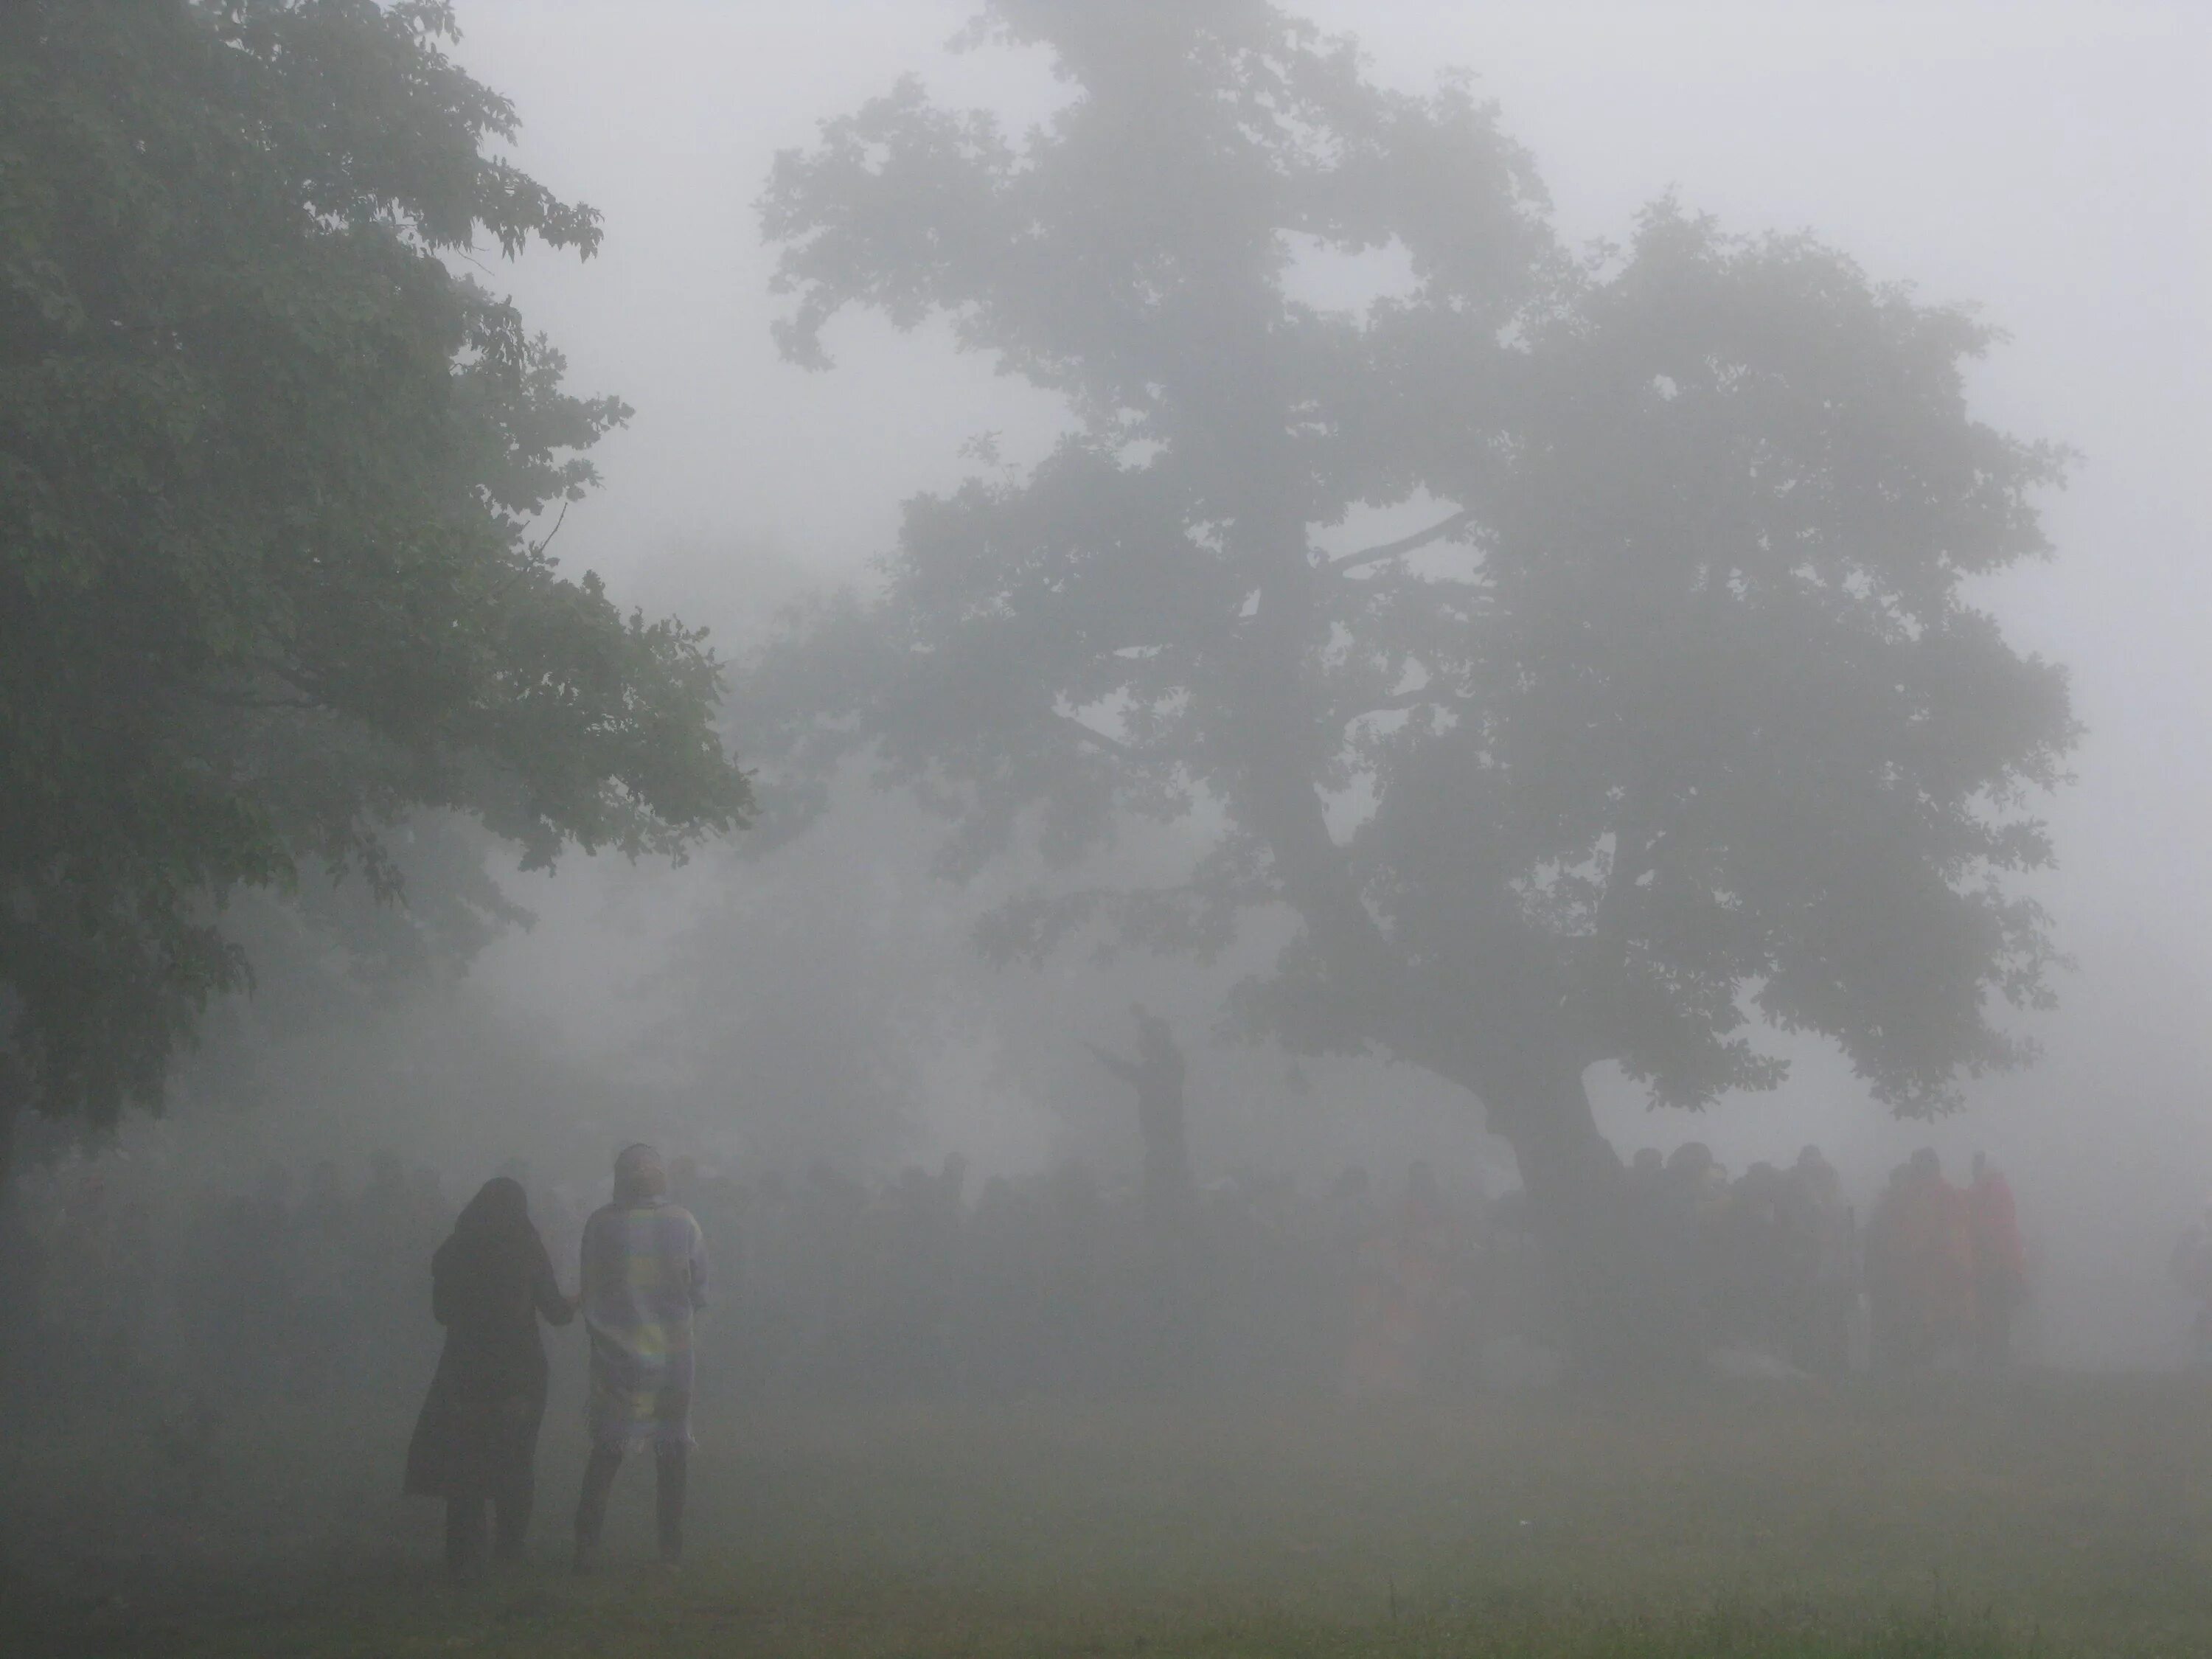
[13,1,2208,1377]
[330,1,2208,1366]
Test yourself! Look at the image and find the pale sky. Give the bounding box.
[452,1,2208,852]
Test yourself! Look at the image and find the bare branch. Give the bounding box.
[1054,711,1136,758]
[529,497,571,562]
[1321,509,1472,574]
[1340,688,1450,726]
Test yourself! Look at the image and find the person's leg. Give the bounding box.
[571,1446,622,1573]
[493,1457,535,1562]
[1983,1275,2017,1370]
[493,1396,543,1563]
[445,1495,487,1581]
[654,1444,689,1564]
[651,1388,692,1565]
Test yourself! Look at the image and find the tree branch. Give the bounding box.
[1054,711,1136,758]
[1586,769,1674,944]
[529,497,571,561]
[1339,687,1451,726]
[1321,509,1472,574]
[1083,1041,1143,1085]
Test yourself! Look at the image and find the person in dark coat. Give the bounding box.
[404,1176,573,1577]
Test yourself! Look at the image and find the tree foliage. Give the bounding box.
[753,0,2076,1215]
[0,0,751,1132]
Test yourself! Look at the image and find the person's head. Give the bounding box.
[613,1143,668,1207]
[1667,1142,1713,1180]
[456,1175,530,1239]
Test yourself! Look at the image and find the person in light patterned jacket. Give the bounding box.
[571,1144,708,1572]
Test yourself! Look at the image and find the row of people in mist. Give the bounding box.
[2,1134,2053,1421]
[1613,1141,2028,1380]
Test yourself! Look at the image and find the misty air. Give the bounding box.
[1,4,2208,1657]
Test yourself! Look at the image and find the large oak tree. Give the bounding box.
[756,0,2073,1346]
[0,1,751,1152]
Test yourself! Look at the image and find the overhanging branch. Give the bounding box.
[1339,686,1451,726]
[1321,509,1472,574]
[1053,711,1136,758]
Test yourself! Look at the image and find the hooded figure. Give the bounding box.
[403,1176,572,1577]
[571,1144,709,1571]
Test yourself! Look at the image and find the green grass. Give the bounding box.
[6,1377,2212,1656]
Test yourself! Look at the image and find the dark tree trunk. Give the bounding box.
[1426,1048,1682,1378]
[1484,1069,1627,1360]
[1226,490,1655,1374]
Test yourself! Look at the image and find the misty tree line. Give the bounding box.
[2,1,2077,1374]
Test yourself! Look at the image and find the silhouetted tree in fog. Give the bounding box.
[0,1,752,1161]
[751,1,2076,1360]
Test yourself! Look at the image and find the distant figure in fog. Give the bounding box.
[1086,1004,1194,1233]
[288,1160,352,1399]
[1789,1146,1857,1377]
[2169,1197,2212,1366]
[1343,1161,1454,1397]
[404,1176,573,1580]
[193,1164,293,1395]
[1087,1006,1200,1385]
[573,1144,709,1572]
[1969,1153,2027,1369]
[1871,1150,1975,1371]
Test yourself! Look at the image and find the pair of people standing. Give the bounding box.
[403,1144,709,1578]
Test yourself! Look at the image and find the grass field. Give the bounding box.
[5,1375,2212,1656]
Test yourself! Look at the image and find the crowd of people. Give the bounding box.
[1607,1143,2030,1379]
[0,1150,459,1408]
[0,1132,2056,1427]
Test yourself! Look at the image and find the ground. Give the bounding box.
[4,1377,2211,1656]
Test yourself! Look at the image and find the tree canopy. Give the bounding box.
[0,0,751,1138]
[753,0,2076,1249]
